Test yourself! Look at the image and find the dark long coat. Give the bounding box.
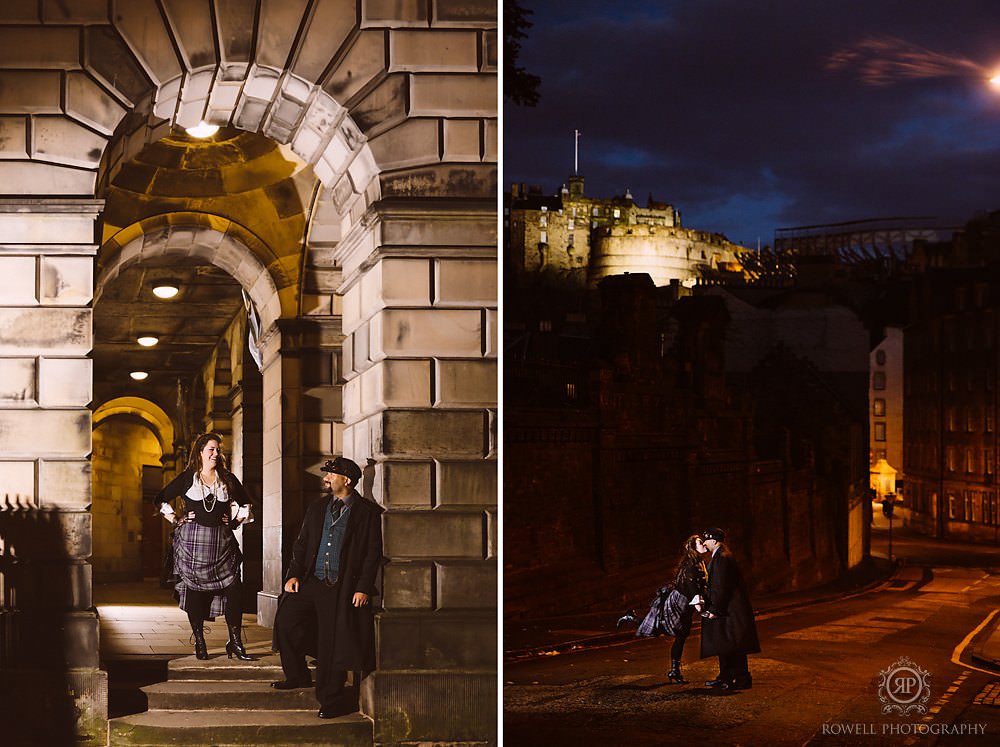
[272,489,384,671]
[699,546,761,658]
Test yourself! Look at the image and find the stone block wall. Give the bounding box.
[0,198,106,745]
[338,201,497,744]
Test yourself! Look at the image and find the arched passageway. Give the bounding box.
[0,3,497,744]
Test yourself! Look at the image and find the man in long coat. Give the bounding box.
[699,527,760,690]
[271,456,384,718]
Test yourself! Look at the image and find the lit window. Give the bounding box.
[540,230,547,244]
[873,398,886,416]
[613,208,621,218]
[967,450,976,473]
[874,422,886,442]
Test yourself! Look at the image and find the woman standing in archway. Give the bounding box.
[153,432,255,660]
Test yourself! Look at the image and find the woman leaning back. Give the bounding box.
[153,432,255,660]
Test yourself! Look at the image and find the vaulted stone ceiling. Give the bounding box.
[93,127,310,419]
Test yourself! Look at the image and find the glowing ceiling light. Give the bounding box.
[185,121,219,138]
[991,73,1000,87]
[136,335,159,347]
[152,284,179,299]
[130,371,149,381]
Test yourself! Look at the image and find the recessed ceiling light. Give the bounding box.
[185,121,219,138]
[130,371,149,381]
[137,335,159,347]
[152,284,179,299]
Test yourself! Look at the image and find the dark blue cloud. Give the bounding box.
[505,1,1000,246]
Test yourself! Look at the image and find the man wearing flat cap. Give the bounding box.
[699,527,760,690]
[271,456,384,719]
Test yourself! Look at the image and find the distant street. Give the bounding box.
[504,526,1000,746]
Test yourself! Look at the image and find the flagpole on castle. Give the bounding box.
[574,129,581,174]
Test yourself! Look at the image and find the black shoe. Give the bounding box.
[616,610,639,630]
[705,678,729,688]
[724,675,752,690]
[667,659,686,684]
[318,701,356,719]
[271,679,312,690]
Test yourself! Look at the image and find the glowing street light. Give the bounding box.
[990,72,1000,87]
[185,121,219,138]
[130,371,149,381]
[137,335,159,347]
[152,283,179,299]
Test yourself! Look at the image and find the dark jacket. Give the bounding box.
[153,469,251,527]
[672,560,707,636]
[674,561,706,602]
[272,489,384,671]
[699,546,761,657]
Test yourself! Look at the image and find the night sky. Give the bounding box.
[504,1,1000,248]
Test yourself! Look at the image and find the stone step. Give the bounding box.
[167,652,306,681]
[109,709,371,746]
[143,679,322,710]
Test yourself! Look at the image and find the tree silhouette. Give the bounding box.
[504,0,541,106]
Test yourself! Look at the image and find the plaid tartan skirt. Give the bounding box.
[637,585,690,637]
[173,522,242,620]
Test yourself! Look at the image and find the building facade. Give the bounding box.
[870,327,904,485]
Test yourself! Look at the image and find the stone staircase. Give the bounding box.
[109,654,372,746]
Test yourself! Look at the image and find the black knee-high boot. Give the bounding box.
[191,622,208,660]
[667,659,686,683]
[226,624,253,660]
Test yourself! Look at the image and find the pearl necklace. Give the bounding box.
[200,473,219,512]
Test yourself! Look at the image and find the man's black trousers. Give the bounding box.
[276,577,349,707]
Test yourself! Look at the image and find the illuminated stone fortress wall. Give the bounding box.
[507,174,745,287]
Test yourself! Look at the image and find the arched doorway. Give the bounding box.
[0,5,497,744]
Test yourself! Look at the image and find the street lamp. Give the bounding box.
[871,458,898,562]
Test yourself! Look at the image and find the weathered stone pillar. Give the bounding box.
[337,199,497,744]
[0,198,106,744]
[257,321,302,626]
[256,316,344,625]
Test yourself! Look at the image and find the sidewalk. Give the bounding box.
[95,581,273,660]
[504,555,899,662]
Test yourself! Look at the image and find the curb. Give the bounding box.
[504,560,903,663]
[969,610,1000,674]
